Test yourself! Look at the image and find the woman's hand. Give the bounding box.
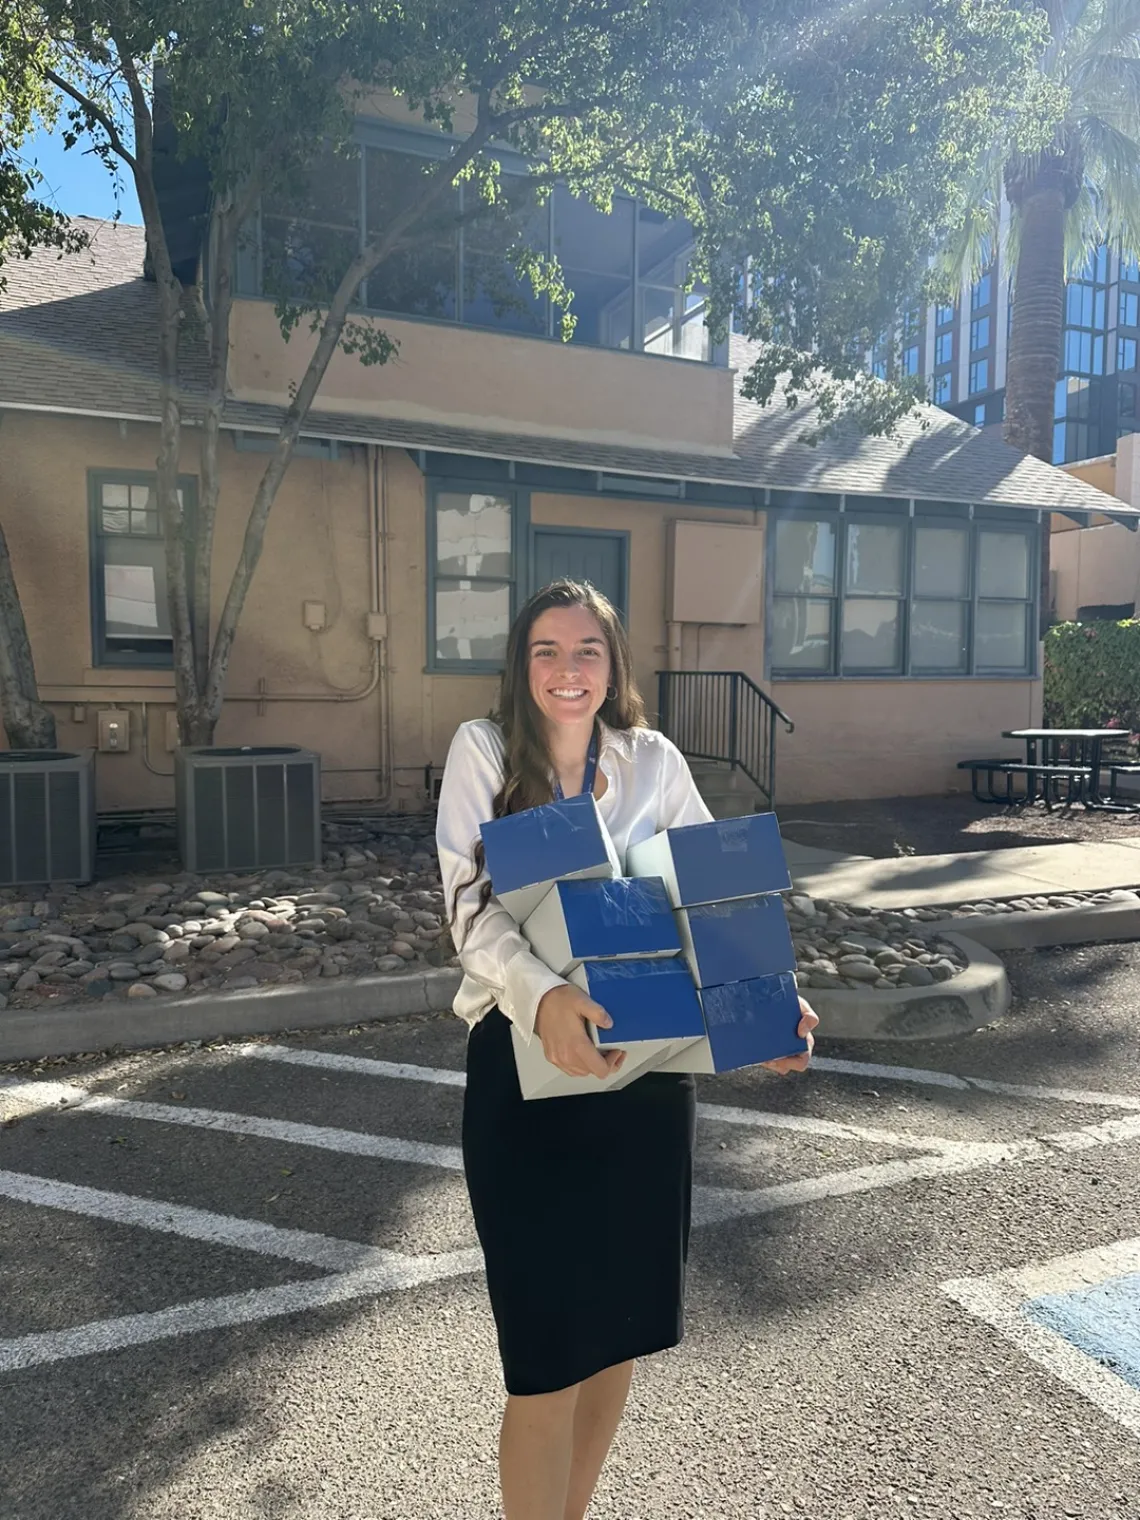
[761,997,819,1077]
[535,984,626,1080]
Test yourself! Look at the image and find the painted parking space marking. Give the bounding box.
[0,1082,463,1171]
[943,1238,1140,1440]
[811,1055,1140,1112]
[234,1045,967,1151]
[0,1252,484,1373]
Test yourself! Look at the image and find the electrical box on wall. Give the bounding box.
[97,710,130,753]
[667,521,764,624]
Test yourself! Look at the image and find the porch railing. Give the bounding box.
[656,670,795,809]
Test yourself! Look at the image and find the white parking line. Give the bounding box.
[811,1056,1140,1112]
[235,1045,954,1150]
[0,1169,399,1272]
[0,1253,484,1373]
[3,1089,464,1171]
[943,1237,1140,1440]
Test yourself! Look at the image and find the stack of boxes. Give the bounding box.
[480,796,804,1100]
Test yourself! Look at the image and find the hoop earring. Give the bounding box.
[605,685,617,701]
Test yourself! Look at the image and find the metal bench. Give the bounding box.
[958,759,1092,808]
[1107,763,1140,805]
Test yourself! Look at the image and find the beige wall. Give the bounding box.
[771,677,1042,803]
[1,408,1049,812]
[228,300,735,454]
[1,413,390,810]
[1052,523,1140,621]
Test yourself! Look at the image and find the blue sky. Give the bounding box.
[21,121,142,224]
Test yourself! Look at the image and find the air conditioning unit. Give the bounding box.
[0,750,96,885]
[175,745,322,872]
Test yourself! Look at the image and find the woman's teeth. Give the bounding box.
[551,688,586,699]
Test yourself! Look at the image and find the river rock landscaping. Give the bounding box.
[0,813,977,1015]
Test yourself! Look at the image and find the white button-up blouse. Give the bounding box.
[436,719,713,1039]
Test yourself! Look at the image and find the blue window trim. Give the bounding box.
[529,523,631,623]
[765,501,1039,683]
[426,478,532,675]
[88,468,198,669]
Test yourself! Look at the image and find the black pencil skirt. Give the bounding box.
[462,1007,696,1397]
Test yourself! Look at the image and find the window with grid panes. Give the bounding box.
[771,513,1035,678]
[431,490,517,668]
[89,473,194,666]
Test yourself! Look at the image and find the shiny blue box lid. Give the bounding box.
[576,959,705,1045]
[700,973,805,1071]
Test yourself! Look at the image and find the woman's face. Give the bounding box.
[526,604,613,733]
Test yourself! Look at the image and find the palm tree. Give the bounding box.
[944,0,1140,624]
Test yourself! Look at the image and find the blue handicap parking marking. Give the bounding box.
[1025,1272,1140,1391]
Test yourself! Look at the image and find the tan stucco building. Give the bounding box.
[1056,436,1140,621]
[2,180,1136,818]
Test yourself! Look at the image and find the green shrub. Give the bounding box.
[1043,619,1140,739]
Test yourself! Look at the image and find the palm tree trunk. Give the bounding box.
[1005,183,1067,635]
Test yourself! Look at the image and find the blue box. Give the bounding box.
[655,972,805,1074]
[480,792,620,922]
[677,894,795,988]
[522,878,681,977]
[569,958,706,1045]
[625,813,791,908]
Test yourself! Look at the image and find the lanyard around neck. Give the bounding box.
[551,729,599,803]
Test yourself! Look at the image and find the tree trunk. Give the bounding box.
[0,515,56,749]
[1005,180,1068,638]
[179,707,217,747]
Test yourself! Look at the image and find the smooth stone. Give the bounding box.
[900,963,936,987]
[93,912,128,931]
[153,973,188,993]
[108,964,141,981]
[839,961,882,982]
[14,970,40,991]
[127,982,157,998]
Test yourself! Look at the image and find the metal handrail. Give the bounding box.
[656,670,794,807]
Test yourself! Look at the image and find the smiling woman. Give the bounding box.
[435,577,817,1520]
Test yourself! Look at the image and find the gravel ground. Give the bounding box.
[779,792,1140,859]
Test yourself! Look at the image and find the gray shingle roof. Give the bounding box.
[1,221,1134,521]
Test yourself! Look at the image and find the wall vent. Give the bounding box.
[175,746,322,871]
[0,750,96,885]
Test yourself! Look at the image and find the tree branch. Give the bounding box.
[40,65,137,172]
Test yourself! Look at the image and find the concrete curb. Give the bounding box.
[924,900,1140,953]
[804,932,1010,1042]
[0,969,464,1064]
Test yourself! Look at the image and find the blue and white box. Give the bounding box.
[655,972,805,1075]
[481,792,621,922]
[522,877,681,978]
[626,813,791,908]
[512,959,704,1101]
[675,895,795,989]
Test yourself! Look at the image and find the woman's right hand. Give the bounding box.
[534,984,626,1080]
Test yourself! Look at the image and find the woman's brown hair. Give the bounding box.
[449,578,646,930]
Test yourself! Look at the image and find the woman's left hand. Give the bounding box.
[761,997,818,1076]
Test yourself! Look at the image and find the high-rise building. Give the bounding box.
[897,238,1140,465]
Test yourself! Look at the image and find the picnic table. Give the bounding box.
[959,728,1140,810]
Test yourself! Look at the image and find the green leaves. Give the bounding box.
[1045,617,1140,733]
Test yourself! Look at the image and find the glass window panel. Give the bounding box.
[435,580,510,663]
[934,372,952,404]
[845,522,904,596]
[974,403,986,425]
[1119,336,1138,373]
[914,526,969,597]
[911,600,968,671]
[129,484,154,511]
[101,540,170,640]
[435,493,512,577]
[774,520,836,595]
[935,332,953,365]
[976,602,1028,670]
[639,284,709,360]
[462,174,549,334]
[841,599,901,670]
[969,358,989,394]
[902,344,920,376]
[978,531,1030,599]
[1122,292,1139,328]
[261,217,362,304]
[368,244,457,319]
[264,143,360,228]
[936,302,955,325]
[101,507,130,533]
[971,273,991,310]
[1053,421,1067,463]
[771,597,833,672]
[102,483,129,510]
[970,316,989,352]
[364,147,455,242]
[554,186,634,278]
[637,206,692,282]
[1094,335,1105,375]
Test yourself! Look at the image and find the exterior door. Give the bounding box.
[531,528,628,619]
